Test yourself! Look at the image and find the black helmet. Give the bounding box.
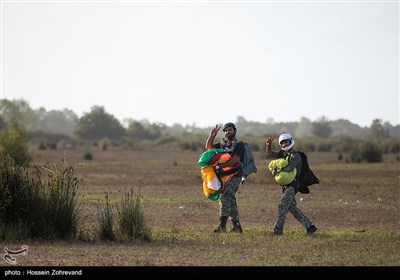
[223,122,236,132]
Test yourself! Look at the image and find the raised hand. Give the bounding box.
[266,135,274,146]
[210,124,221,138]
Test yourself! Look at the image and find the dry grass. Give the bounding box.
[1,146,399,267]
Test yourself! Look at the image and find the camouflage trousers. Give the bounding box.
[273,185,312,234]
[219,175,241,221]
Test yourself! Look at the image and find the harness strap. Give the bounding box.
[216,163,241,176]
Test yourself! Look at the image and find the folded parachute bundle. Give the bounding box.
[198,148,225,167]
[200,165,221,201]
[198,149,236,201]
[268,158,297,186]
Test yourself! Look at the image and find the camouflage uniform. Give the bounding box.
[206,123,246,233]
[273,180,313,235]
[219,175,241,220]
[213,139,245,233]
[272,151,314,235]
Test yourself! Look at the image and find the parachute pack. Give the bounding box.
[240,141,257,178]
[295,151,319,194]
[276,150,319,193]
[219,140,257,183]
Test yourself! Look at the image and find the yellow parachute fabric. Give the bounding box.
[268,158,297,186]
[201,166,220,201]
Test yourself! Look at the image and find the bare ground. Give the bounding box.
[1,147,399,267]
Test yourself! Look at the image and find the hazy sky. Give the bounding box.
[1,0,399,128]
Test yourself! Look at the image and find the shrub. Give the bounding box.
[84,152,93,160]
[347,145,363,163]
[0,121,31,166]
[48,142,57,150]
[0,156,81,240]
[42,159,82,238]
[98,192,115,241]
[361,142,383,163]
[116,188,151,241]
[38,141,47,150]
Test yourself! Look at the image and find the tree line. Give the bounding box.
[1,99,398,142]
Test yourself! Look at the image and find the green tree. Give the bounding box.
[310,116,332,138]
[126,119,163,141]
[0,99,39,131]
[37,108,78,136]
[370,119,390,139]
[74,106,126,141]
[126,120,148,140]
[295,117,312,137]
[0,121,31,165]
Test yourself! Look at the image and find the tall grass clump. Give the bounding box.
[0,156,32,241]
[116,188,151,241]
[0,155,82,241]
[97,192,115,241]
[42,158,82,238]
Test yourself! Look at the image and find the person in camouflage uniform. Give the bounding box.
[266,133,317,235]
[205,122,245,233]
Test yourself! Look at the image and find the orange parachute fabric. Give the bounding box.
[200,153,235,201]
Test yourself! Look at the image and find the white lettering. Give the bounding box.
[26,270,50,276]
[52,269,83,276]
[4,270,21,276]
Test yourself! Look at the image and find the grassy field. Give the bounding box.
[1,146,399,267]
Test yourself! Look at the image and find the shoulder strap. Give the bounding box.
[277,150,285,159]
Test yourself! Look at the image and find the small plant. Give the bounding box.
[100,137,110,151]
[98,192,115,241]
[116,187,151,241]
[84,151,93,160]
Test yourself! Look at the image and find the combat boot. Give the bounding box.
[213,216,227,233]
[230,220,243,233]
[307,225,317,235]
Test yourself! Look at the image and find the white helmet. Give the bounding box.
[278,133,295,151]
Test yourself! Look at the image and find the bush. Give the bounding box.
[0,121,31,166]
[361,142,383,163]
[347,147,363,163]
[43,159,82,238]
[116,188,151,241]
[84,152,93,160]
[98,193,115,241]
[0,156,82,240]
[38,141,47,150]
